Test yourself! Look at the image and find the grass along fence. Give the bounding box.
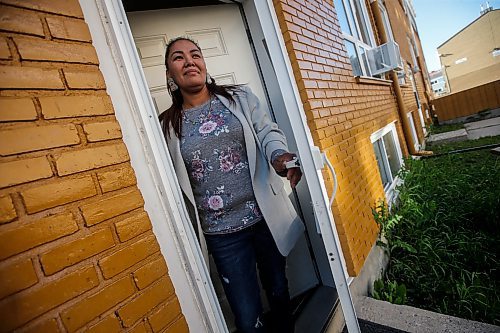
[372,135,500,325]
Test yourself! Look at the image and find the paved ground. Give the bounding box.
[464,116,500,140]
[353,296,500,333]
[427,116,500,144]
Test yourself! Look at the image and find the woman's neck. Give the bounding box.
[181,86,210,109]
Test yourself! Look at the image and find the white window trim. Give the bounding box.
[370,121,404,204]
[337,0,377,77]
[341,0,376,47]
[407,112,420,151]
[417,108,427,136]
[378,2,394,42]
[408,36,418,70]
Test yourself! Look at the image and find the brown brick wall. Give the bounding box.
[0,1,187,332]
[386,0,414,69]
[386,0,431,138]
[273,0,409,275]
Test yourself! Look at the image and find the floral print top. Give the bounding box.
[180,97,262,234]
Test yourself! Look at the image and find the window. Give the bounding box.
[397,63,407,85]
[371,123,403,196]
[379,2,394,42]
[334,0,376,77]
[379,2,404,82]
[408,36,418,71]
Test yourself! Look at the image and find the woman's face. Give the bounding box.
[166,39,207,93]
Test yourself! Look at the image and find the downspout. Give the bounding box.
[370,0,428,156]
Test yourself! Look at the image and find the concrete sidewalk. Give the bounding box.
[354,296,500,333]
[427,116,500,144]
[464,116,500,139]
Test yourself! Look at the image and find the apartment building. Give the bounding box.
[429,69,448,96]
[0,0,431,331]
[438,8,500,93]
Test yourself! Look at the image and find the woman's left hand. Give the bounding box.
[272,152,302,188]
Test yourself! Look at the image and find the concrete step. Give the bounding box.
[464,117,500,130]
[354,296,500,333]
[427,129,468,144]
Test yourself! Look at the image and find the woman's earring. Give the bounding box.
[167,77,178,91]
[206,73,212,84]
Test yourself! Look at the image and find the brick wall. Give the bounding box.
[386,0,413,69]
[272,0,409,275]
[0,1,187,332]
[386,0,430,140]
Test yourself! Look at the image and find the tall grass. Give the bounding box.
[374,136,500,325]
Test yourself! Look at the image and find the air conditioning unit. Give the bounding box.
[366,41,403,76]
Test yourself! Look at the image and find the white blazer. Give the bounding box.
[165,86,304,262]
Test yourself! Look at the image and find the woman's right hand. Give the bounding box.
[272,152,302,188]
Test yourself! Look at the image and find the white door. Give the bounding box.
[127,5,268,116]
[127,3,319,328]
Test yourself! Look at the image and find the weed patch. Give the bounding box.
[429,123,464,134]
[372,136,500,325]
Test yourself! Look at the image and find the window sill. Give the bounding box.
[355,76,392,86]
[399,83,410,88]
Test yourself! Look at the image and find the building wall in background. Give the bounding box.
[385,0,430,141]
[0,1,187,332]
[438,9,500,93]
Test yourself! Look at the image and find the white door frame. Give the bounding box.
[81,0,360,332]
[80,1,226,332]
[252,2,359,331]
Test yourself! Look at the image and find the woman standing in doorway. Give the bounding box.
[160,37,303,333]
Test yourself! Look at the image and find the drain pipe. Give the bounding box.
[370,0,429,156]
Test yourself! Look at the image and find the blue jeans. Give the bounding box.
[205,220,293,333]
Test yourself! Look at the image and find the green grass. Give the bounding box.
[429,123,464,134]
[427,135,500,154]
[373,136,500,325]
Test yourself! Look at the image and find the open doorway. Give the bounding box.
[119,1,349,331]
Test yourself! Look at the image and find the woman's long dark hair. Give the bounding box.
[160,37,242,138]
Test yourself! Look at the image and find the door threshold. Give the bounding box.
[294,285,339,333]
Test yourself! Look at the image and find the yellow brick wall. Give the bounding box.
[273,0,410,275]
[0,1,187,332]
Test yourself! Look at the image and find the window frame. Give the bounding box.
[335,0,377,77]
[407,36,419,71]
[378,1,394,43]
[370,122,404,202]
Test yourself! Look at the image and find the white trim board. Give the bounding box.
[80,1,225,332]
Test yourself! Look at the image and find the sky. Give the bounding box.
[413,0,499,72]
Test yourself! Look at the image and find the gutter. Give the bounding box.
[370,0,432,157]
